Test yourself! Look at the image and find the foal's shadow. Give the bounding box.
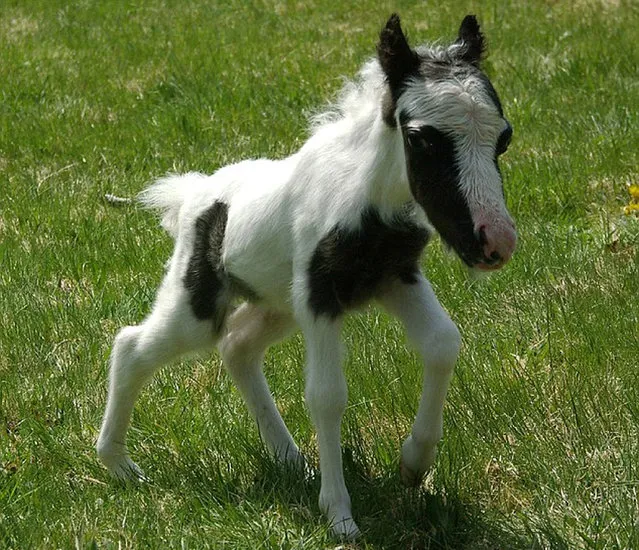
[343,448,531,549]
[223,446,532,549]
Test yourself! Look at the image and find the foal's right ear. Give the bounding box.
[377,14,420,92]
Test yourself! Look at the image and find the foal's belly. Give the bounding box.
[222,196,295,312]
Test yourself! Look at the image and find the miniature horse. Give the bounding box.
[97,14,516,539]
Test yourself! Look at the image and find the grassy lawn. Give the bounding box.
[1,0,638,548]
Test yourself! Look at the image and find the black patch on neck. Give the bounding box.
[183,202,260,331]
[307,207,430,318]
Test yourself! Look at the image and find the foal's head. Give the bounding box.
[378,14,517,271]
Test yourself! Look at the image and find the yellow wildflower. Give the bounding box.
[624,184,639,216]
[624,203,639,216]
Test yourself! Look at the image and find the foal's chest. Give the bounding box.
[308,207,430,318]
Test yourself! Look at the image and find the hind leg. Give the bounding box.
[97,277,220,481]
[218,303,303,467]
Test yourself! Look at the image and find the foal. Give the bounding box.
[97,14,516,539]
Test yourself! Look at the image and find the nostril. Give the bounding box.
[477,225,488,246]
[482,251,502,266]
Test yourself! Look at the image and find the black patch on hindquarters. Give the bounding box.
[183,202,230,331]
[308,207,430,318]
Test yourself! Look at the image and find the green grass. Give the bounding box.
[1,0,638,548]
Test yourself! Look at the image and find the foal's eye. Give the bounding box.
[406,125,443,154]
[496,124,513,156]
[407,131,434,152]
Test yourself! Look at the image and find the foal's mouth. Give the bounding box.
[454,244,510,272]
[473,258,506,271]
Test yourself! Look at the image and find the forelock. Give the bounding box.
[396,52,504,135]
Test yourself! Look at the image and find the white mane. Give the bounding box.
[308,42,466,135]
[309,58,387,134]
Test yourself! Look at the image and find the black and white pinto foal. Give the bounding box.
[97,14,517,539]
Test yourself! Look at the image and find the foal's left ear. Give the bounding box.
[455,15,485,67]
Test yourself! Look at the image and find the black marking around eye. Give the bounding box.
[496,122,513,156]
[398,113,484,267]
[398,115,461,208]
[404,125,450,154]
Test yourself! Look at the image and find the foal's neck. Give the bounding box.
[359,111,412,217]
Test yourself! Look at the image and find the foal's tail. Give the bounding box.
[138,172,208,239]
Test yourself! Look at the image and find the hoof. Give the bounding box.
[331,515,361,541]
[279,448,308,471]
[98,445,146,482]
[400,457,425,487]
[110,456,147,482]
[321,497,361,541]
[399,435,437,487]
[274,447,316,480]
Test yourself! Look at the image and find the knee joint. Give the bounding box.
[305,379,347,421]
[421,318,461,371]
[111,326,143,367]
[219,331,262,370]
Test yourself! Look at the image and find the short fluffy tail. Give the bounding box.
[138,172,206,238]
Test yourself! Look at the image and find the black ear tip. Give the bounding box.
[457,13,485,65]
[459,15,480,36]
[385,13,401,29]
[379,13,407,50]
[461,14,481,32]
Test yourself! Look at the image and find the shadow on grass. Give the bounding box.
[343,447,532,550]
[170,444,533,549]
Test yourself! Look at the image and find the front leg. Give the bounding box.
[379,274,461,486]
[297,310,360,540]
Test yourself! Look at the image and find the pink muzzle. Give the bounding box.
[474,216,517,271]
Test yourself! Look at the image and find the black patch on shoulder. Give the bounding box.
[183,202,230,328]
[308,207,430,318]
